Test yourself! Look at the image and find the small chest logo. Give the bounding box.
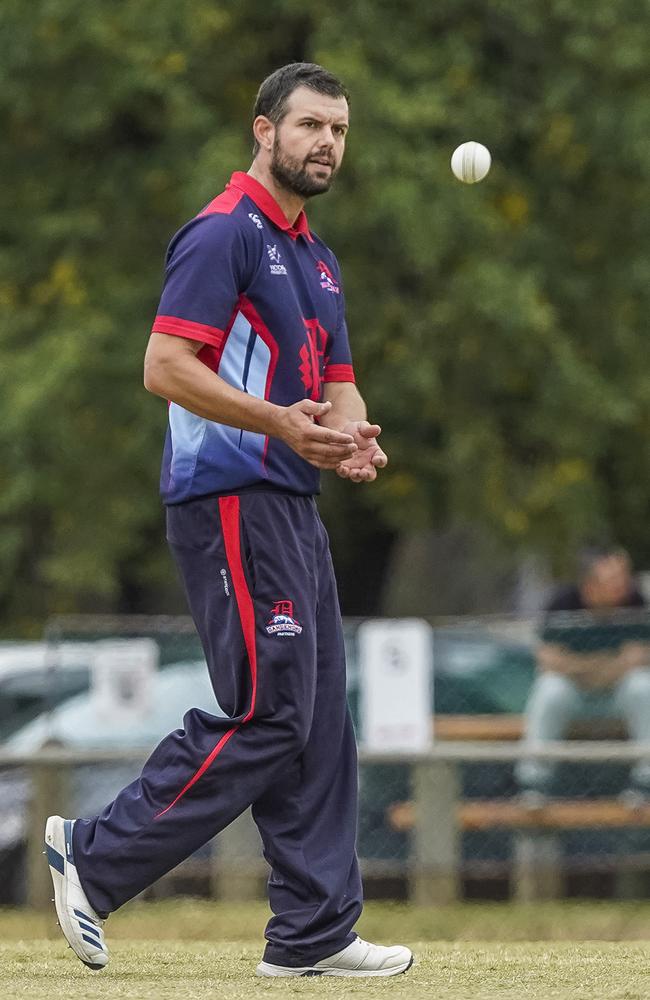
[265,600,303,637]
[316,259,340,294]
[267,244,287,276]
[248,213,263,230]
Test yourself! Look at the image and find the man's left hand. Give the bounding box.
[336,421,388,483]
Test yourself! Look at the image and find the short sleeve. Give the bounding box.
[151,215,253,350]
[323,261,355,384]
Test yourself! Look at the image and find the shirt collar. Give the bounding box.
[228,171,313,242]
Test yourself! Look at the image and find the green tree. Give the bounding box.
[1,0,649,630]
[313,1,650,577]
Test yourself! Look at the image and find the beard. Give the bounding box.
[270,135,338,199]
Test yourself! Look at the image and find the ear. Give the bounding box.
[253,115,274,153]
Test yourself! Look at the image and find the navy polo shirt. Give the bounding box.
[540,584,649,652]
[151,172,355,504]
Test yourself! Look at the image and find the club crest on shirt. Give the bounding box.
[316,259,340,294]
[265,600,303,637]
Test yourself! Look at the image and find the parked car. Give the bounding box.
[0,658,224,903]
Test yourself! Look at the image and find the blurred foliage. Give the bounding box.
[1,0,649,629]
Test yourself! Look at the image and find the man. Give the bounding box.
[516,546,650,799]
[44,63,413,978]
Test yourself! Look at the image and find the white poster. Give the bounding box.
[91,638,159,726]
[358,618,433,751]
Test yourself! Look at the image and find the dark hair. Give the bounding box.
[577,544,630,580]
[252,62,350,156]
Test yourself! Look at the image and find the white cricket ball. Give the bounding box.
[451,141,492,184]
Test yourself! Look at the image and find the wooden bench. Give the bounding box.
[389,739,647,904]
[458,797,650,901]
[389,797,650,834]
[459,798,650,830]
[432,713,628,741]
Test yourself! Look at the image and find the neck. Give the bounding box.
[247,161,305,226]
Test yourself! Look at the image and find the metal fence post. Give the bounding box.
[513,831,563,902]
[27,760,70,910]
[410,758,460,904]
[210,807,267,901]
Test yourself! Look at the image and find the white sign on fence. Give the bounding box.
[91,638,159,725]
[358,618,433,751]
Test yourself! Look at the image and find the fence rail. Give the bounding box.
[4,743,649,910]
[3,742,650,766]
[3,611,650,906]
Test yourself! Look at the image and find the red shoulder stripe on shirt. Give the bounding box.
[323,363,356,383]
[198,187,245,216]
[151,314,225,349]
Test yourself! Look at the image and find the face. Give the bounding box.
[582,554,633,608]
[268,86,349,198]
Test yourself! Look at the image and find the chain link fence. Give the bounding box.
[1,612,649,906]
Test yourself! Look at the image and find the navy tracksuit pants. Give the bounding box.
[72,491,363,964]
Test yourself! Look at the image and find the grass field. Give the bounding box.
[2,899,649,999]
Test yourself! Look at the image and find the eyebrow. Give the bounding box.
[297,113,349,129]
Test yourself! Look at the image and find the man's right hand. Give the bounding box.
[273,399,357,469]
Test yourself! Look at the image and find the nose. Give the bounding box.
[318,125,336,147]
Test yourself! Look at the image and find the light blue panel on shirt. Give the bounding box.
[168,403,208,487]
[168,311,273,496]
[217,311,270,462]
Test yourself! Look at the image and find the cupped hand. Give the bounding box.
[274,399,358,469]
[336,420,388,483]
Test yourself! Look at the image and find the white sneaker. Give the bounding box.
[44,815,109,970]
[256,935,413,977]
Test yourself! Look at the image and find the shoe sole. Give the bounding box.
[256,955,414,977]
[45,816,107,971]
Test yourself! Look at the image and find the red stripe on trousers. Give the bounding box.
[220,495,258,724]
[154,495,257,818]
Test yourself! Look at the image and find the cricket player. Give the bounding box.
[45,62,413,978]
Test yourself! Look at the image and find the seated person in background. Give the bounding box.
[516,545,650,802]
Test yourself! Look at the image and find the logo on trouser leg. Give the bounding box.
[265,600,302,637]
